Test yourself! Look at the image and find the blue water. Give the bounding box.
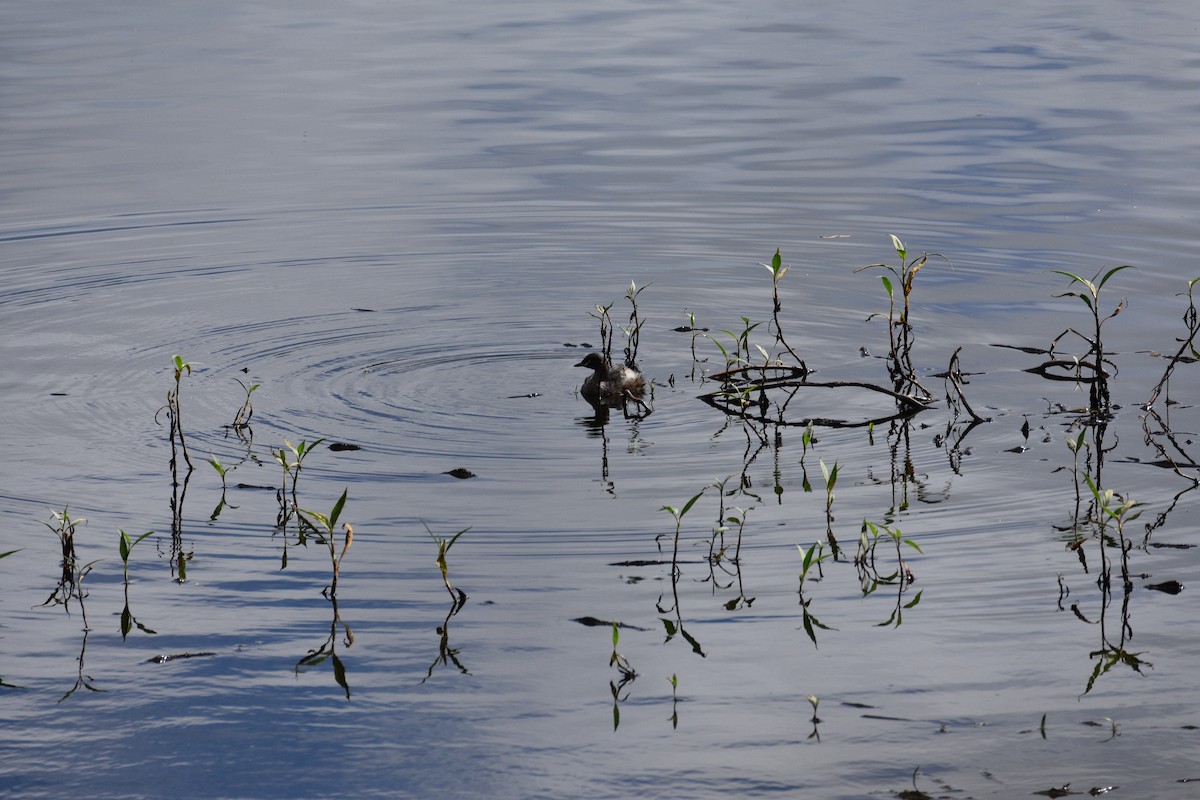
[3,1,1200,797]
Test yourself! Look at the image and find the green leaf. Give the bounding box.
[0,549,21,561]
[1096,264,1134,290]
[889,234,906,262]
[328,488,348,530]
[880,275,894,300]
[445,526,469,552]
[679,490,705,519]
[612,622,619,647]
[772,248,782,273]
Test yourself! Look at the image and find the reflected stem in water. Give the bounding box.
[423,593,469,683]
[296,594,354,699]
[58,627,104,703]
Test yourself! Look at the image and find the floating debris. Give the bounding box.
[145,652,217,664]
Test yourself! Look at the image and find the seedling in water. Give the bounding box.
[118,529,155,584]
[807,693,821,740]
[41,508,100,630]
[1051,265,1134,414]
[590,302,616,362]
[207,455,237,519]
[760,247,807,370]
[158,355,195,471]
[819,459,840,554]
[118,529,157,639]
[425,522,469,609]
[231,377,259,436]
[1064,428,1089,514]
[797,541,829,588]
[717,317,763,372]
[609,622,636,680]
[299,488,352,598]
[622,280,649,366]
[1083,475,1141,594]
[681,308,710,370]
[273,437,327,521]
[855,235,945,401]
[668,673,680,729]
[659,489,705,581]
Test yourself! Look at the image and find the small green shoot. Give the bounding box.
[622,280,649,365]
[207,455,236,519]
[159,355,195,470]
[1051,265,1134,413]
[118,529,157,639]
[759,247,807,370]
[807,693,821,740]
[231,377,259,434]
[425,522,469,608]
[299,488,352,598]
[854,235,945,400]
[819,459,840,553]
[273,437,327,520]
[669,673,680,728]
[118,530,155,584]
[41,508,101,631]
[659,489,705,577]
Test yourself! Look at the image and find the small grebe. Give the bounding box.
[574,352,646,406]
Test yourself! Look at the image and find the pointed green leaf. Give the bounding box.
[1096,264,1134,289]
[328,488,348,529]
[679,490,705,519]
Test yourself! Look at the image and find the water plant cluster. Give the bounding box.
[576,236,1199,733]
[3,238,1196,748]
[1,357,373,698]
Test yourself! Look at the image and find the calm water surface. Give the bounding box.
[3,1,1200,798]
